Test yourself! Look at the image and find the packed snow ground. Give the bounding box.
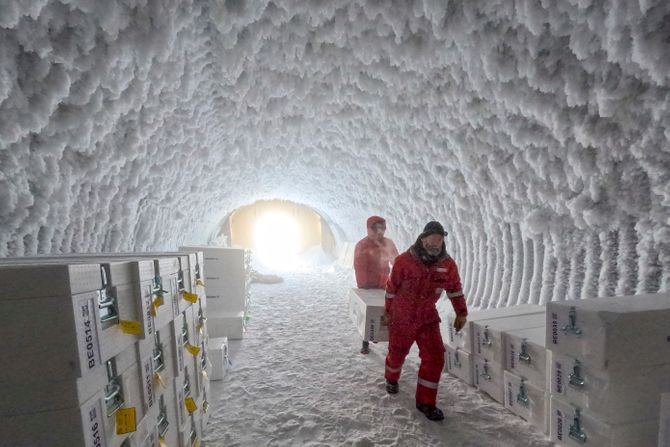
[203,266,552,446]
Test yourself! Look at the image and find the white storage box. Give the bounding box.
[438,303,545,351]
[551,351,670,424]
[154,384,180,447]
[0,289,105,383]
[179,414,200,447]
[550,395,659,447]
[472,313,546,365]
[445,345,473,386]
[547,292,670,371]
[473,355,504,403]
[205,284,247,314]
[660,392,670,447]
[208,337,230,381]
[1,340,137,418]
[0,391,112,447]
[348,288,388,343]
[128,405,159,447]
[505,326,551,390]
[136,327,175,415]
[208,311,246,340]
[0,262,102,299]
[504,370,549,435]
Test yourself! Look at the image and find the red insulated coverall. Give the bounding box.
[354,216,399,288]
[384,249,468,406]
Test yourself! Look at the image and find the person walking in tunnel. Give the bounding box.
[384,221,468,421]
[354,215,399,354]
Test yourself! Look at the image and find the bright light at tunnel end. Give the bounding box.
[254,212,303,271]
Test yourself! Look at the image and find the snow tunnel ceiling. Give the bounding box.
[1,0,669,304]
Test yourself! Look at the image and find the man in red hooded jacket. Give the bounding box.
[354,216,399,288]
[384,221,468,421]
[354,216,399,354]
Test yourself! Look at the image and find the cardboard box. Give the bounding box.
[438,302,545,352]
[473,355,504,403]
[504,326,551,391]
[550,395,659,447]
[472,313,546,364]
[546,293,670,371]
[348,288,388,343]
[445,345,473,385]
[504,370,549,435]
[551,351,670,424]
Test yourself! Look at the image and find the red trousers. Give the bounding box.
[384,322,445,406]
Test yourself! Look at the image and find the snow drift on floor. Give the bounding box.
[203,267,551,446]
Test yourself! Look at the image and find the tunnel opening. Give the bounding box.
[220,200,337,271]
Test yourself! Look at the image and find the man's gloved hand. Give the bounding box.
[454,315,467,332]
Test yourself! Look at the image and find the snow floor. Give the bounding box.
[202,266,553,446]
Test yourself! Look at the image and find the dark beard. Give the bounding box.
[410,237,447,265]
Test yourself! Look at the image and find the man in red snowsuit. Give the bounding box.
[354,216,399,354]
[354,216,399,289]
[384,221,468,421]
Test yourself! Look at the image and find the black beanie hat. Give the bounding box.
[420,221,448,238]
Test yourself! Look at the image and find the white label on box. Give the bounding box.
[144,284,155,336]
[141,354,155,410]
[171,277,180,317]
[76,295,101,372]
[554,406,564,443]
[176,383,186,427]
[83,397,107,447]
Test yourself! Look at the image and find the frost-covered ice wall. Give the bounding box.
[1,1,669,305]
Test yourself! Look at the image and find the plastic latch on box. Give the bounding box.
[516,380,529,407]
[482,326,492,346]
[569,360,585,389]
[562,306,583,337]
[480,360,492,381]
[569,408,588,444]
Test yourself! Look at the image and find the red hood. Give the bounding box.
[367,215,386,239]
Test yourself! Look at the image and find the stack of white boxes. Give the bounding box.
[471,312,545,404]
[503,325,551,435]
[0,251,211,447]
[547,293,670,446]
[180,246,251,341]
[439,302,544,387]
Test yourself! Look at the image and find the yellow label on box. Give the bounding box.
[194,438,201,447]
[119,320,143,335]
[185,397,197,413]
[186,343,201,356]
[159,437,167,447]
[150,296,164,316]
[155,371,165,388]
[115,407,137,434]
[183,291,198,303]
